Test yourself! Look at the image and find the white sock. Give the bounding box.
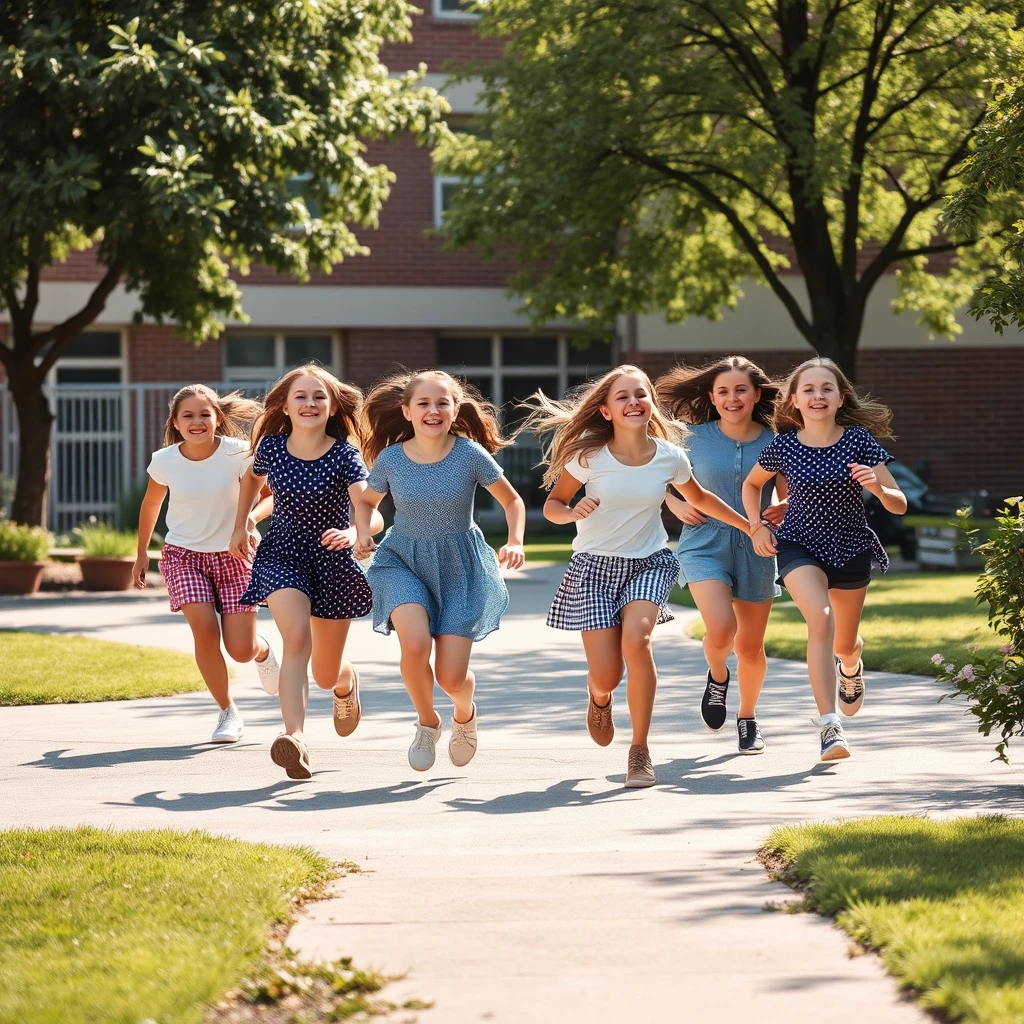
[819,712,840,727]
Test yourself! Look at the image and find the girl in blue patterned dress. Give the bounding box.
[657,357,787,755]
[743,357,907,763]
[229,365,384,780]
[521,365,752,789]
[353,370,526,773]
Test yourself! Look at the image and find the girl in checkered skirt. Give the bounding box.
[520,366,753,788]
[133,384,281,745]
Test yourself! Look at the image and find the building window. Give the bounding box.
[42,330,125,384]
[223,332,340,382]
[434,0,480,20]
[434,175,466,229]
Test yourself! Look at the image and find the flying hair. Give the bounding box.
[162,384,262,447]
[655,355,779,427]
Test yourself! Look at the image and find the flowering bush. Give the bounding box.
[934,501,1024,762]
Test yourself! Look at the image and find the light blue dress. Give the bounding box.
[365,435,509,640]
[676,421,781,603]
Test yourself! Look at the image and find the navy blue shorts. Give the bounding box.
[775,541,872,591]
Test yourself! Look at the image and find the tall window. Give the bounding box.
[223,332,339,382]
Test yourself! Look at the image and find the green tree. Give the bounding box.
[1,0,445,526]
[437,0,1020,379]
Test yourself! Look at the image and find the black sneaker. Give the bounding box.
[835,656,865,717]
[700,668,729,731]
[737,717,764,755]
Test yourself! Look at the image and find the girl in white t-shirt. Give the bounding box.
[521,365,751,788]
[132,384,280,744]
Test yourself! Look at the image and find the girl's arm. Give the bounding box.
[484,475,526,569]
[673,475,751,536]
[742,464,778,557]
[850,462,907,515]
[322,481,386,551]
[353,486,387,560]
[132,476,169,589]
[251,484,274,525]
[543,469,597,525]
[229,468,266,559]
[763,474,788,526]
[664,489,707,526]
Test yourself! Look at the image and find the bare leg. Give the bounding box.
[220,611,269,664]
[687,580,736,684]
[390,603,439,728]
[830,586,868,673]
[580,626,625,705]
[733,599,773,719]
[180,603,230,709]
[434,635,475,724]
[782,566,837,717]
[265,589,312,736]
[620,600,660,748]
[309,617,354,695]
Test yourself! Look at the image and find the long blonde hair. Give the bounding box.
[361,369,511,466]
[518,365,687,489]
[163,384,262,446]
[656,355,780,427]
[250,365,365,452]
[774,357,894,439]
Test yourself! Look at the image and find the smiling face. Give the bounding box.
[403,377,458,439]
[284,373,334,432]
[790,366,844,424]
[710,369,760,425]
[173,396,220,445]
[600,372,653,431]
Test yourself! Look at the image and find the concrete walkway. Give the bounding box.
[2,565,1022,1023]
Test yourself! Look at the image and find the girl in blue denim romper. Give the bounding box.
[657,357,786,754]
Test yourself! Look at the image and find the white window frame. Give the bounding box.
[222,331,342,382]
[35,327,127,385]
[433,0,481,21]
[434,174,469,229]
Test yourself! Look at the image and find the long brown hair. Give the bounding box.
[361,369,511,466]
[162,384,262,446]
[655,355,779,427]
[774,357,894,438]
[518,364,687,489]
[250,365,365,452]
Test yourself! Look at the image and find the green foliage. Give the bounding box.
[75,520,138,557]
[0,826,332,1024]
[934,502,1024,762]
[437,0,1020,366]
[117,476,166,540]
[0,520,50,561]
[765,816,1024,1024]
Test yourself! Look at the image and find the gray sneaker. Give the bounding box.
[408,717,442,772]
[836,657,865,717]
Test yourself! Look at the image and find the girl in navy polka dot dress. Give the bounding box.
[354,371,526,774]
[230,365,384,780]
[742,357,907,763]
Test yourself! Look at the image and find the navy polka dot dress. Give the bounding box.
[241,433,373,619]
[757,426,893,570]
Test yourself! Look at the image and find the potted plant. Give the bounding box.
[0,520,51,594]
[75,521,139,591]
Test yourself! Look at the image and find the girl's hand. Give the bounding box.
[762,501,787,526]
[570,496,600,521]
[497,543,525,570]
[750,523,777,557]
[674,500,707,526]
[849,462,879,493]
[321,527,356,551]
[227,526,251,561]
[353,535,376,561]
[131,554,149,589]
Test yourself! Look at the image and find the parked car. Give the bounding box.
[863,461,927,562]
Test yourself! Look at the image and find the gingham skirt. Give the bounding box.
[546,547,679,632]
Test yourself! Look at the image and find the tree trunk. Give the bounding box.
[805,289,863,382]
[8,369,55,528]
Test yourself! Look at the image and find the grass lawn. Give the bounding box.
[687,573,996,676]
[0,630,205,705]
[0,827,332,1024]
[764,816,1024,1024]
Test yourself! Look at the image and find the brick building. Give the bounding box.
[2,1,1020,527]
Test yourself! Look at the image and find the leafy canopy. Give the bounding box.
[437,0,1021,354]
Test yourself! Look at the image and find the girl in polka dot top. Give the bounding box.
[742,357,907,763]
[230,365,384,781]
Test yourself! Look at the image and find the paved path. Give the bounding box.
[2,566,1022,1023]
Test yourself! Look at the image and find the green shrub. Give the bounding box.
[936,502,1024,762]
[76,521,138,558]
[116,476,167,543]
[0,520,51,562]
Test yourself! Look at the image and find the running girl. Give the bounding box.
[133,384,280,743]
[230,365,383,780]
[353,370,526,772]
[657,356,785,754]
[743,356,906,762]
[522,365,752,788]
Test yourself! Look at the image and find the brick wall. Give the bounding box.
[381,10,504,69]
[629,347,1021,500]
[344,328,437,389]
[128,326,223,382]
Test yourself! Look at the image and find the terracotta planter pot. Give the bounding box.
[77,556,136,591]
[0,560,47,595]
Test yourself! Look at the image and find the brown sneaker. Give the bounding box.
[270,733,312,780]
[586,690,614,746]
[624,744,656,788]
[333,666,361,738]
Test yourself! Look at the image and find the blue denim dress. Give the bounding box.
[676,422,780,603]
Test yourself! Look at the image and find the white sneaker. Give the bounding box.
[449,703,478,767]
[211,704,243,743]
[408,717,442,772]
[255,634,280,695]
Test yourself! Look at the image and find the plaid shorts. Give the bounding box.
[159,543,257,615]
[546,547,678,632]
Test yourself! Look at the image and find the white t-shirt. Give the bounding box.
[565,438,692,558]
[147,436,254,552]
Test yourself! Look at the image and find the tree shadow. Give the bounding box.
[24,743,241,770]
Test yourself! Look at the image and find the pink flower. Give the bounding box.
[997,685,1011,696]
[957,664,976,683]
[966,642,980,653]
[944,664,955,674]
[930,653,944,665]
[999,643,1016,656]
